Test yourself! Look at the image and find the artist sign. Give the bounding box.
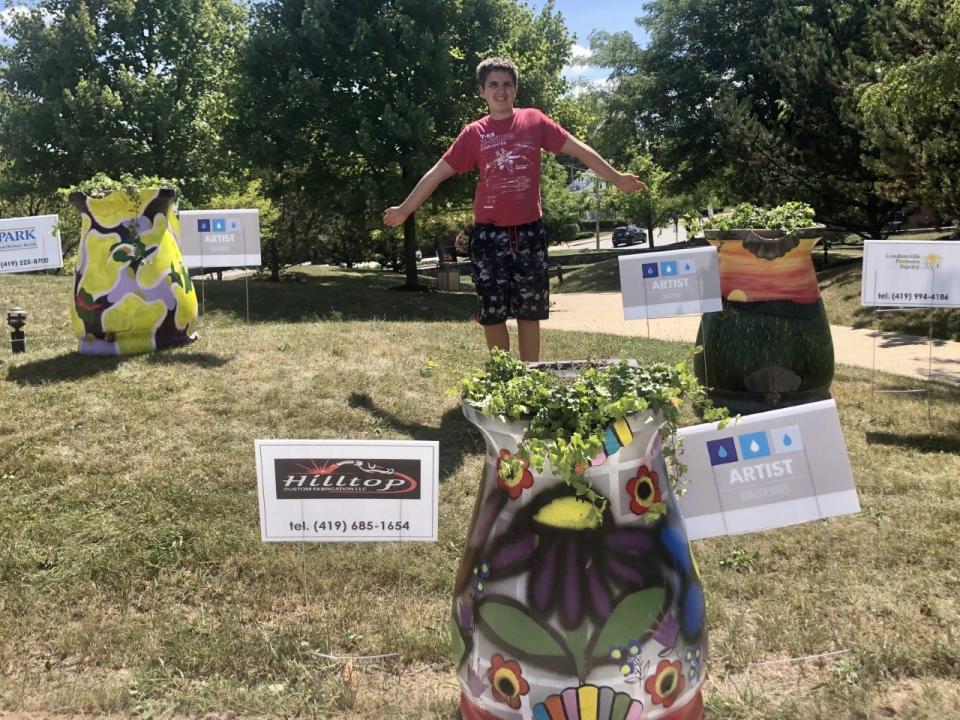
[255,439,439,542]
[178,209,261,269]
[861,240,960,308]
[0,214,63,274]
[676,400,859,540]
[619,246,722,319]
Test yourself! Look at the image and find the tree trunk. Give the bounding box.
[647,223,656,250]
[403,211,419,288]
[270,240,280,282]
[270,198,284,281]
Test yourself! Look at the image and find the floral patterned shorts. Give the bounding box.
[468,219,550,325]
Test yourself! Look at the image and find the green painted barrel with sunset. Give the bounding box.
[694,230,834,414]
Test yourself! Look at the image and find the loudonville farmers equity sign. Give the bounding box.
[861,240,960,308]
[0,214,63,274]
[255,439,438,542]
[618,246,722,319]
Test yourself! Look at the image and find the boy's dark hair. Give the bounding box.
[476,57,518,87]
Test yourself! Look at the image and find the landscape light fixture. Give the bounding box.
[6,307,27,354]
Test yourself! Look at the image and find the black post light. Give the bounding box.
[7,307,27,353]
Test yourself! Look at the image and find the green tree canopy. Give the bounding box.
[859,0,960,224]
[232,0,572,286]
[0,0,246,205]
[592,0,908,236]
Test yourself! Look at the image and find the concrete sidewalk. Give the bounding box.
[542,292,960,386]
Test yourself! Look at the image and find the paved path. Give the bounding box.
[543,291,960,386]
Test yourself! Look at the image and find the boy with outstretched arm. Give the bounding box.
[383,57,645,362]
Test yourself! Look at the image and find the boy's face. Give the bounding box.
[478,70,517,117]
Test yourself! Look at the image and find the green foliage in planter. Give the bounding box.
[705,201,818,234]
[459,349,726,522]
[67,172,181,201]
[53,174,182,266]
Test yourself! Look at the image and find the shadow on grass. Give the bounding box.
[873,332,949,349]
[347,392,483,482]
[865,431,960,455]
[196,268,476,324]
[5,351,230,385]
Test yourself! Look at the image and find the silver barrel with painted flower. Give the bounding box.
[453,401,706,720]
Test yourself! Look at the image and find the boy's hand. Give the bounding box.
[383,206,408,227]
[614,173,647,193]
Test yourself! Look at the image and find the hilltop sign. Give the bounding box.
[677,400,859,540]
[0,214,63,274]
[255,439,439,543]
[178,209,261,269]
[619,246,722,319]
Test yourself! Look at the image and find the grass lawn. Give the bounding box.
[1,268,959,719]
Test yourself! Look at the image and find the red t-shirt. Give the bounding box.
[442,107,570,226]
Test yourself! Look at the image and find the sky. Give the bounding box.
[528,0,650,85]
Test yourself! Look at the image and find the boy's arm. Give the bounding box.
[383,160,457,227]
[559,136,647,193]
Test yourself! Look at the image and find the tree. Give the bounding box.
[232,0,573,287]
[859,0,960,224]
[604,152,673,249]
[0,0,246,206]
[592,0,904,236]
[541,154,586,244]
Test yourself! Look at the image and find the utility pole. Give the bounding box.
[593,173,601,250]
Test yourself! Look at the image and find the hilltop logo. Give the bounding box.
[274,458,421,500]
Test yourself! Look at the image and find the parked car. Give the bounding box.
[612,225,646,247]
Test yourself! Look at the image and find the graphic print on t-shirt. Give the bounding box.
[479,131,536,211]
[442,108,569,225]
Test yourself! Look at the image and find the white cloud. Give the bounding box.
[562,42,598,83]
[0,5,33,25]
[570,43,592,60]
[565,77,613,97]
[1,5,53,39]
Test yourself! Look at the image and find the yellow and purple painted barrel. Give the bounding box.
[69,189,198,355]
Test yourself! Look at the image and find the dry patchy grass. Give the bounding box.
[1,268,958,719]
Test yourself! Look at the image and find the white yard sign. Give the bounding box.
[861,240,960,308]
[178,209,261,269]
[0,214,63,274]
[677,400,859,540]
[255,439,439,542]
[619,246,722,319]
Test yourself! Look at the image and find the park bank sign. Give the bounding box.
[0,214,63,274]
[618,246,722,319]
[178,209,261,269]
[676,400,859,540]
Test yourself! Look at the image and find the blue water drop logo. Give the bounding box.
[783,434,793,446]
[718,446,728,459]
[750,440,760,453]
